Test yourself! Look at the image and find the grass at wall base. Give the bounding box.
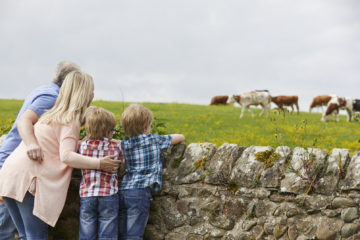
[0,99,359,154]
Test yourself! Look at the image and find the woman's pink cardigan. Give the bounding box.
[0,120,100,227]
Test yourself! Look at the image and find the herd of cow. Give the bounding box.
[210,91,360,122]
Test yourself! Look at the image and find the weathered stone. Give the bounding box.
[315,220,337,240]
[269,193,296,203]
[273,224,288,239]
[280,172,304,194]
[162,143,186,170]
[178,186,194,198]
[187,234,203,240]
[254,200,278,218]
[191,222,220,237]
[209,216,235,230]
[281,147,328,194]
[287,225,298,240]
[161,198,187,230]
[322,209,341,218]
[273,206,282,217]
[343,151,360,189]
[144,224,165,240]
[175,143,217,184]
[207,228,226,238]
[205,143,245,185]
[190,216,204,226]
[252,225,265,239]
[322,149,350,193]
[295,194,331,212]
[286,208,298,218]
[260,146,291,189]
[294,217,317,239]
[242,220,257,231]
[234,187,270,199]
[230,146,271,188]
[165,232,185,240]
[223,199,249,219]
[341,207,358,223]
[332,197,357,208]
[341,223,360,238]
[177,199,191,215]
[263,218,277,235]
[160,181,180,197]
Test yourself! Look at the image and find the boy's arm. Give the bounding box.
[169,134,185,145]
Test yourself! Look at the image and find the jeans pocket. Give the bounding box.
[80,198,96,222]
[124,196,143,217]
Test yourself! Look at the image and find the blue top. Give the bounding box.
[120,134,172,193]
[0,83,60,169]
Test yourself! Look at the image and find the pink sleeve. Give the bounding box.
[59,121,100,169]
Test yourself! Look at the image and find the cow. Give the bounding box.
[271,95,299,114]
[227,91,271,118]
[210,95,229,105]
[309,95,331,113]
[321,96,360,122]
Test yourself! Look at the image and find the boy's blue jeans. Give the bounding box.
[79,194,119,240]
[3,191,48,240]
[118,188,152,240]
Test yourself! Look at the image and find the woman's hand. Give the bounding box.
[27,143,43,163]
[0,196,4,204]
[99,155,122,173]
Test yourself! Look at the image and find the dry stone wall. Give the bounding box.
[1,135,360,239]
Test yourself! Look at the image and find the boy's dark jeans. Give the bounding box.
[79,194,119,240]
[118,187,152,240]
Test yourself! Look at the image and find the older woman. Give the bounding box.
[0,71,121,239]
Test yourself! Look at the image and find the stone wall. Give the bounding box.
[139,143,360,240]
[2,135,360,239]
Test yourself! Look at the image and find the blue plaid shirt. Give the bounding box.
[120,134,172,193]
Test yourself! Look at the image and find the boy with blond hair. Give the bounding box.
[119,104,185,239]
[78,106,122,240]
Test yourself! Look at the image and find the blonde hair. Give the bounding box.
[40,71,94,125]
[121,104,153,137]
[52,61,81,87]
[85,106,117,139]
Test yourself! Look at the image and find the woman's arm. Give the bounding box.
[59,124,120,172]
[17,109,43,162]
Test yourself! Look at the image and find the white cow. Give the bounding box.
[321,96,357,122]
[227,91,271,118]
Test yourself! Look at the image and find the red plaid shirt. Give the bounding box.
[79,138,122,197]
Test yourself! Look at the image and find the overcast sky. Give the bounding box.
[0,0,359,111]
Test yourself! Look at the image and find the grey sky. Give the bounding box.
[1,0,359,111]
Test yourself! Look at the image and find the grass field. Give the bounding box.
[1,99,360,154]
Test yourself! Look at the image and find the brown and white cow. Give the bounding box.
[309,95,331,113]
[271,95,299,114]
[321,96,358,122]
[210,95,229,105]
[227,91,271,118]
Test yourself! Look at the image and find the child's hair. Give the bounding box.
[121,104,154,137]
[84,106,117,139]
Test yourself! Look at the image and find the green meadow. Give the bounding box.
[1,99,360,154]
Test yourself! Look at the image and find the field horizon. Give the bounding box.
[0,99,359,154]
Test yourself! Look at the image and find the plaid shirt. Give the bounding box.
[79,138,121,197]
[120,134,172,193]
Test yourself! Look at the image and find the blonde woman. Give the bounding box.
[0,71,121,239]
